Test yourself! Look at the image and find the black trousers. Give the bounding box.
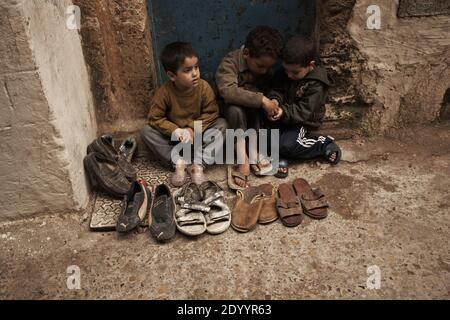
[278,126,336,160]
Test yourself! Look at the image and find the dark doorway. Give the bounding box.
[148,0,316,84]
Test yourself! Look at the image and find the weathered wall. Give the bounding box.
[317,0,450,135]
[348,0,450,133]
[319,0,373,134]
[0,0,97,221]
[73,0,156,134]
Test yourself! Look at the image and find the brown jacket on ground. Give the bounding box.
[148,79,219,137]
[215,47,273,109]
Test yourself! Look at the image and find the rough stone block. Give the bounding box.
[0,1,36,73]
[4,72,50,125]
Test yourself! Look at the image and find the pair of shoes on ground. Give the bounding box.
[116,178,176,242]
[174,181,231,236]
[273,143,342,179]
[171,163,206,187]
[227,155,274,191]
[231,183,278,232]
[277,178,329,227]
[84,134,138,198]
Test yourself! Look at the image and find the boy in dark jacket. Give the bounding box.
[268,35,341,177]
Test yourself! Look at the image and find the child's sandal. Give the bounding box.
[325,142,342,165]
[189,164,206,185]
[274,159,289,179]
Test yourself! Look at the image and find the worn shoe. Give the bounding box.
[118,137,137,163]
[173,182,208,236]
[149,184,177,241]
[116,179,152,233]
[83,152,131,198]
[87,134,137,181]
[199,181,231,235]
[231,186,265,232]
[87,134,116,158]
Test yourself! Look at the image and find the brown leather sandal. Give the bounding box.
[257,183,278,224]
[292,178,329,219]
[231,186,264,232]
[276,183,304,227]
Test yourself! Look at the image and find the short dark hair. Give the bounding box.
[244,26,284,59]
[282,35,317,67]
[160,42,198,73]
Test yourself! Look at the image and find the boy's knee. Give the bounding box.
[139,125,152,140]
[225,105,247,130]
[214,118,227,134]
[140,125,165,145]
[226,105,246,120]
[279,137,298,155]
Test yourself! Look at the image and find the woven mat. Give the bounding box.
[89,157,178,231]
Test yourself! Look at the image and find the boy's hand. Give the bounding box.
[262,96,278,117]
[173,128,193,143]
[185,128,194,142]
[269,107,283,121]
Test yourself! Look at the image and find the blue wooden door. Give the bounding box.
[148,0,316,84]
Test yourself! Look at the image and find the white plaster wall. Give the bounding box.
[0,0,97,220]
[348,0,450,131]
[21,0,98,209]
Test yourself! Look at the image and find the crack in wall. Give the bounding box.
[3,80,14,111]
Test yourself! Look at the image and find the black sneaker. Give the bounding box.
[149,184,176,242]
[116,179,152,233]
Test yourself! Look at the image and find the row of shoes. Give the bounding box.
[116,179,231,241]
[231,178,329,232]
[83,134,138,198]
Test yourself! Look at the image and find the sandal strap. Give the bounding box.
[276,198,300,209]
[302,188,325,201]
[205,209,230,224]
[180,202,210,212]
[203,190,224,205]
[231,170,247,181]
[176,210,205,226]
[300,195,329,211]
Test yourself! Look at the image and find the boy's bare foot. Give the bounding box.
[189,164,206,185]
[278,167,288,174]
[171,160,187,187]
[234,163,250,188]
[250,154,271,174]
[328,153,337,163]
[324,142,341,165]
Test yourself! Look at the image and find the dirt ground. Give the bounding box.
[1,123,449,300]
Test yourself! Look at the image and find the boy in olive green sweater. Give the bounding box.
[140,42,226,186]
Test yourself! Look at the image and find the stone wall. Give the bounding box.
[318,0,373,135]
[73,0,156,134]
[318,0,450,135]
[0,0,97,221]
[349,0,450,134]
